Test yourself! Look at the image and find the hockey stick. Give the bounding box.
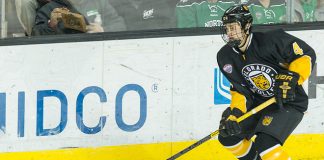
[167,97,276,160]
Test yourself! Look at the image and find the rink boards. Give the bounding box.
[0,30,323,159]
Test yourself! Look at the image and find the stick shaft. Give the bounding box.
[167,97,276,160]
[237,97,276,122]
[167,130,219,160]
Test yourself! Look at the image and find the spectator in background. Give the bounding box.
[248,0,286,24]
[176,0,238,28]
[15,0,52,36]
[4,0,25,37]
[110,0,176,31]
[68,0,126,32]
[315,0,324,21]
[32,0,126,35]
[15,0,39,36]
[109,0,139,30]
[295,0,318,22]
[0,2,2,37]
[32,0,87,35]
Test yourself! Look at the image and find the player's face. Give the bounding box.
[224,22,244,42]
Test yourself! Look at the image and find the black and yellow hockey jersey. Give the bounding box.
[217,29,316,113]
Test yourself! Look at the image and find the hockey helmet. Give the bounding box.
[221,4,253,47]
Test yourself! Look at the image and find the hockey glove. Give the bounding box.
[219,107,243,137]
[274,71,299,108]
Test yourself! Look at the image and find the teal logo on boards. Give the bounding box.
[214,68,230,104]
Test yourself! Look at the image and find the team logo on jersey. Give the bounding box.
[223,64,233,74]
[262,116,273,126]
[242,64,277,97]
[293,42,304,55]
[250,73,270,90]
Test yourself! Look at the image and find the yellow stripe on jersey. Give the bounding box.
[260,144,291,160]
[230,91,247,113]
[289,55,312,85]
[224,139,253,158]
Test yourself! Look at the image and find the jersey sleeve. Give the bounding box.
[271,30,316,84]
[230,87,247,113]
[289,55,313,85]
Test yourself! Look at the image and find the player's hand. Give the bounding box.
[219,107,243,137]
[274,70,299,108]
[49,8,69,29]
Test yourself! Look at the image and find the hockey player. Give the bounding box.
[217,4,316,160]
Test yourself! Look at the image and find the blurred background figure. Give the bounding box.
[176,0,238,28]
[315,0,324,21]
[0,1,2,37]
[2,0,24,37]
[68,0,126,32]
[15,0,50,36]
[32,0,126,35]
[248,0,286,24]
[110,0,176,31]
[295,0,318,22]
[32,0,87,35]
